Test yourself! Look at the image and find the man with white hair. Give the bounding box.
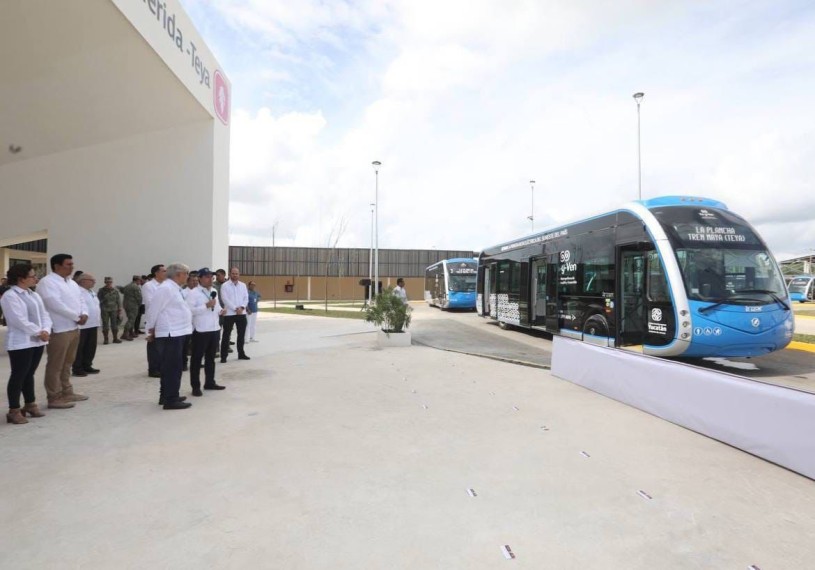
[73,273,102,377]
[146,263,192,410]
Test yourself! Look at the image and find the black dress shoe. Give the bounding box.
[72,370,88,377]
[163,400,192,410]
[228,348,234,353]
[238,355,250,361]
[191,388,203,397]
[85,368,101,374]
[229,341,235,345]
[220,358,227,364]
[204,383,226,390]
[158,396,188,405]
[148,372,161,378]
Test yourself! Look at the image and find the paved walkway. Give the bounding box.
[1,313,814,569]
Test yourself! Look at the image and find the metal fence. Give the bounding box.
[229,246,478,278]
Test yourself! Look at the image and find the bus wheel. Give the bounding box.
[583,315,609,338]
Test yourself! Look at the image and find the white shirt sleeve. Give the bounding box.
[146,285,170,332]
[0,292,42,336]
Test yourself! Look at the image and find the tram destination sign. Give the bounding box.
[449,266,476,275]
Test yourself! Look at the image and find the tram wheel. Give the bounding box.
[583,315,609,338]
[498,321,510,330]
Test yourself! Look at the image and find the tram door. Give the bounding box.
[531,259,547,325]
[545,255,560,333]
[483,265,491,315]
[618,247,647,347]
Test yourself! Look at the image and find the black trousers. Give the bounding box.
[147,339,161,375]
[190,330,220,389]
[136,304,145,332]
[155,336,184,402]
[221,315,247,360]
[73,327,98,373]
[7,346,44,409]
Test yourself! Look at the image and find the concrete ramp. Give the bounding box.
[552,336,815,480]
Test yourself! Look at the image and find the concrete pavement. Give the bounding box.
[1,312,815,569]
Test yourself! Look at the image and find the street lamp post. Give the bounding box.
[368,202,374,305]
[272,222,278,308]
[527,179,536,233]
[372,161,381,300]
[633,92,644,201]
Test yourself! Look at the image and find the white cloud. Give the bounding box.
[186,0,815,259]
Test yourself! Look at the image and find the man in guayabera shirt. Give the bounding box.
[141,264,167,377]
[36,253,90,409]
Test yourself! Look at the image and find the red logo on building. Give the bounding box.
[213,69,230,125]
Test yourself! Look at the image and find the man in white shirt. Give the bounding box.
[219,267,250,363]
[73,273,102,377]
[187,268,227,396]
[142,264,167,378]
[145,263,193,410]
[36,253,89,408]
[394,278,408,305]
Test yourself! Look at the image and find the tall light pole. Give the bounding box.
[372,161,381,299]
[271,221,278,308]
[633,92,644,201]
[368,202,375,305]
[527,179,536,233]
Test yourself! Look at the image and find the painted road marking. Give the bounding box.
[787,341,815,353]
[501,545,516,560]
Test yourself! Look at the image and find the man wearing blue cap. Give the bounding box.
[186,268,226,396]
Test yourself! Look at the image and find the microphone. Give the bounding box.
[210,291,217,311]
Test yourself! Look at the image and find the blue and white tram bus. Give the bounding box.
[425,258,478,309]
[477,196,794,358]
[788,275,815,303]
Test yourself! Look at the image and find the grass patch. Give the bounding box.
[260,307,368,320]
[793,333,815,344]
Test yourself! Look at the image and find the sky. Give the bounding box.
[179,0,815,260]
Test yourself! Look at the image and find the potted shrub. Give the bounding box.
[364,286,412,347]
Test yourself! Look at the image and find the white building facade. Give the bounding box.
[0,0,230,281]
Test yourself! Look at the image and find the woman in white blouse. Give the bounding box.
[1,264,52,424]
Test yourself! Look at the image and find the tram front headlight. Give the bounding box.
[682,321,690,328]
[680,309,689,316]
[681,332,690,339]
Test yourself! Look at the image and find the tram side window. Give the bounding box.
[497,261,511,293]
[509,261,520,294]
[647,251,670,303]
[583,257,613,295]
[496,261,520,295]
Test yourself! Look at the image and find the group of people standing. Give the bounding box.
[1,254,262,423]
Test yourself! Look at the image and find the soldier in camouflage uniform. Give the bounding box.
[98,277,123,344]
[121,275,142,341]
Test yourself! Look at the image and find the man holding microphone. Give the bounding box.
[186,268,226,396]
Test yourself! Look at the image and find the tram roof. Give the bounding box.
[480,195,730,258]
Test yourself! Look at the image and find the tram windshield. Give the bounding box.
[788,276,813,293]
[447,262,477,292]
[448,275,476,292]
[653,206,787,304]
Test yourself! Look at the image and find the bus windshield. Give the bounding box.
[651,205,787,304]
[449,274,477,292]
[675,248,787,303]
[788,277,813,293]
